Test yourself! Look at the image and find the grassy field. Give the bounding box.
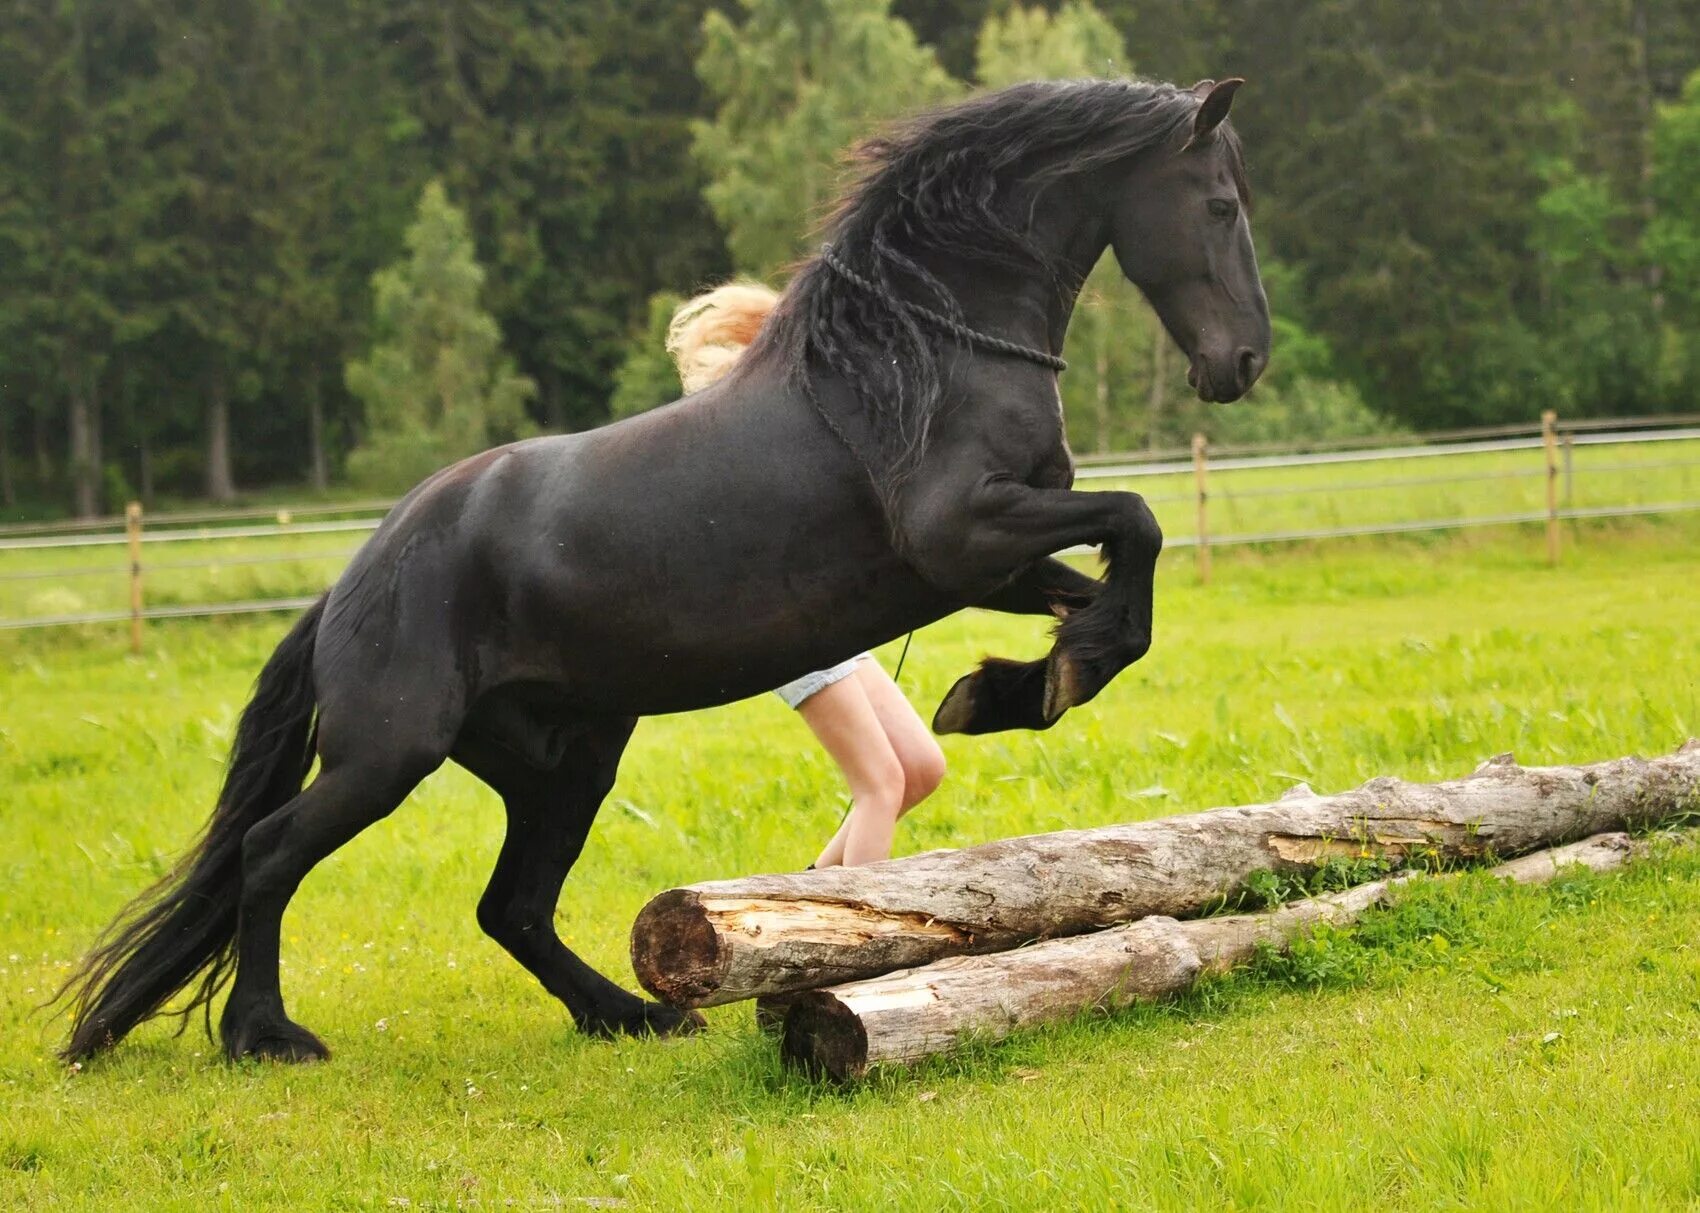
[3,435,1697,623]
[1087,434,1700,540]
[3,520,1700,1209]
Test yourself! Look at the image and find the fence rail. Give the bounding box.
[1071,425,1700,480]
[3,413,1698,645]
[0,498,396,538]
[0,596,323,631]
[0,517,383,553]
[1070,411,1700,466]
[1052,499,1700,558]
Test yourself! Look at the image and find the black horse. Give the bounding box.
[60,77,1269,1063]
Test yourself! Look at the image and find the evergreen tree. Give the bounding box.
[0,2,170,515]
[1646,69,1700,393]
[379,0,726,432]
[1213,0,1695,424]
[263,0,425,491]
[895,0,1009,78]
[1,0,1696,516]
[150,0,266,503]
[345,183,536,491]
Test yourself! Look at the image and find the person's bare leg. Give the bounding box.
[805,661,947,867]
[797,673,905,868]
[851,661,946,816]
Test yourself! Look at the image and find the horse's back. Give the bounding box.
[314,384,946,716]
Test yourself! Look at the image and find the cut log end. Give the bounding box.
[629,890,723,1007]
[781,992,868,1082]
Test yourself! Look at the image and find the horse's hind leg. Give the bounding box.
[457,718,703,1039]
[219,748,442,1061]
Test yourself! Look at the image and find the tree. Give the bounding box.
[345,183,536,491]
[1528,154,1660,414]
[693,0,960,273]
[1646,69,1700,395]
[260,1,425,492]
[142,0,288,504]
[1216,0,1680,426]
[0,2,168,515]
[380,0,727,433]
[975,1,1128,82]
[0,0,1692,517]
[1092,0,1226,87]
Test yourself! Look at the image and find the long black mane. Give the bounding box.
[739,78,1248,507]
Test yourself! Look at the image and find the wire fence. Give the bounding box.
[3,412,1698,643]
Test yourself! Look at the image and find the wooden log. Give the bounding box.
[782,832,1654,1080]
[631,743,1700,1007]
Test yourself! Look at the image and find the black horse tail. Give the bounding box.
[57,596,326,1061]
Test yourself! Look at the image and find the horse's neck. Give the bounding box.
[913,190,1108,361]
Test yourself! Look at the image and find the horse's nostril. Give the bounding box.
[1235,347,1261,392]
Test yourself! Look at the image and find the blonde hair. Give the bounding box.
[666,282,780,393]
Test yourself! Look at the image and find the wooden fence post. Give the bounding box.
[1192,432,1211,585]
[126,501,144,654]
[1542,410,1560,565]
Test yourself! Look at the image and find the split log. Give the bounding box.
[631,743,1700,1007]
[782,832,1654,1080]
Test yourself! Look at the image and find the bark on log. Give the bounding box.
[632,743,1700,1008]
[781,832,1655,1081]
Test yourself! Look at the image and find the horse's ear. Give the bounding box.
[1184,77,1244,149]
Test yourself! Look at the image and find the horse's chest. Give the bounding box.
[1031,447,1076,490]
[1032,383,1075,489]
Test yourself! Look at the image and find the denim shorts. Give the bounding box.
[773,653,870,710]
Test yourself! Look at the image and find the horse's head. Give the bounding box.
[1108,78,1270,403]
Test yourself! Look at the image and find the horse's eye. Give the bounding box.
[1207,198,1238,220]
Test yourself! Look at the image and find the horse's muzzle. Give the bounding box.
[1188,346,1267,403]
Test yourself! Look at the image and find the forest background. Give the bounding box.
[3,0,1698,517]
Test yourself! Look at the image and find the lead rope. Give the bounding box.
[892,628,914,682]
[799,243,1068,468]
[819,244,1068,372]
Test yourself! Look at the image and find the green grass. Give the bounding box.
[3,521,1699,1210]
[1088,436,1700,543]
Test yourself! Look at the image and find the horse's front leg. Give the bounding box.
[973,556,1103,618]
[907,484,1161,734]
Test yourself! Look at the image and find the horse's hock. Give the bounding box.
[630,741,1700,1009]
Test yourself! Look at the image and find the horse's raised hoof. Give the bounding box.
[1041,650,1081,724]
[223,1017,331,1064]
[582,1001,705,1040]
[932,672,979,734]
[933,657,1061,735]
